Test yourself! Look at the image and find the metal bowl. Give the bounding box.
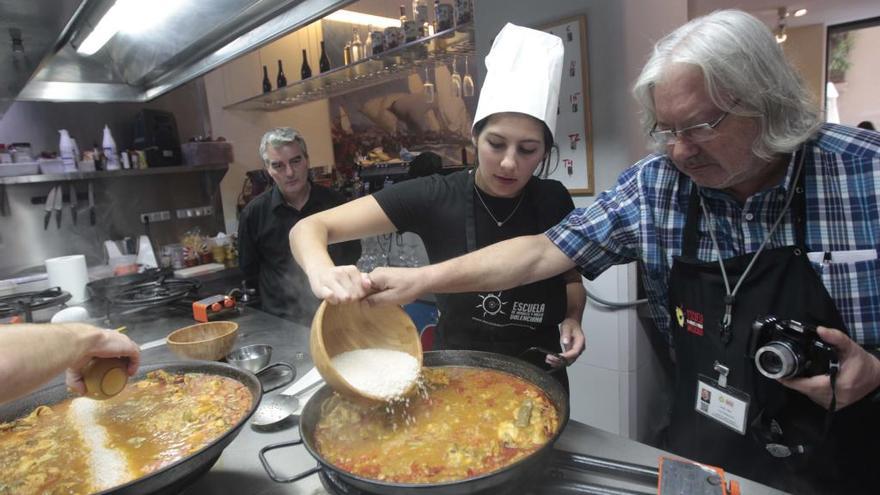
[226,344,272,373]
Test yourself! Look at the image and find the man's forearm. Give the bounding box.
[0,324,93,402]
[423,234,576,294]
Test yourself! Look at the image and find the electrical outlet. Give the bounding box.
[140,210,171,223]
[176,206,214,219]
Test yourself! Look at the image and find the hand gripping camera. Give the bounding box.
[750,316,838,379]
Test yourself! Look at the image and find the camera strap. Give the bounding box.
[824,361,839,434]
[699,149,806,345]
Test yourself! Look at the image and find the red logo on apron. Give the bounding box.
[685,309,704,336]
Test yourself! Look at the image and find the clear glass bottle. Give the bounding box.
[350,28,363,62]
[416,0,429,37]
[364,26,374,57]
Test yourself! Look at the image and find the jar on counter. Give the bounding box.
[211,245,226,266]
[0,144,11,164]
[9,142,33,163]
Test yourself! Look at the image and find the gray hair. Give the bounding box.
[633,9,821,160]
[258,127,309,165]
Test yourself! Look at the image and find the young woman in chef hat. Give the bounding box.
[291,23,585,389]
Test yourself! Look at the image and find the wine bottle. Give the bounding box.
[276,59,287,87]
[364,27,374,57]
[415,0,429,37]
[262,65,271,93]
[301,49,312,79]
[350,28,363,62]
[401,4,417,43]
[320,41,332,72]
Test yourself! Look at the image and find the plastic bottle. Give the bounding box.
[59,129,75,171]
[102,125,120,170]
[71,138,80,169]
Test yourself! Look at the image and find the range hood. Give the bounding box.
[0,0,353,117]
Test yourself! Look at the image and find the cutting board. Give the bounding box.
[173,263,225,278]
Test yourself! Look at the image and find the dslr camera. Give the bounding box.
[750,316,838,379]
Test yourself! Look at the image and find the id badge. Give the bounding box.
[695,374,750,435]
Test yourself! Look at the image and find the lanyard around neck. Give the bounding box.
[700,148,806,342]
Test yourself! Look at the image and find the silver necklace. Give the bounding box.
[474,184,526,227]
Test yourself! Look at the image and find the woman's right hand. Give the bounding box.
[309,265,373,304]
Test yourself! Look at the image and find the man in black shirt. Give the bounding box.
[238,127,361,323]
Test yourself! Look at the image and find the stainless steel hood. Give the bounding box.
[0,0,353,116]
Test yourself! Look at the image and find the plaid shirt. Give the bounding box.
[547,123,880,347]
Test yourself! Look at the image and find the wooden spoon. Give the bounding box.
[310,300,422,403]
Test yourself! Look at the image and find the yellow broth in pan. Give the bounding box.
[314,366,560,483]
[0,370,251,495]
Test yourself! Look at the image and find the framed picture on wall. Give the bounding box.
[540,15,595,195]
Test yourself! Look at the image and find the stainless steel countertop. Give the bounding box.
[115,306,784,495]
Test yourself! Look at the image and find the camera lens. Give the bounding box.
[755,342,799,379]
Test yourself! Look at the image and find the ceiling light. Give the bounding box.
[775,7,788,44]
[76,0,124,56]
[793,8,807,17]
[76,0,184,56]
[325,10,400,28]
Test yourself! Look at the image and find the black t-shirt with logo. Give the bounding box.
[374,169,575,356]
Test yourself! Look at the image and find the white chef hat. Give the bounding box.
[472,23,564,141]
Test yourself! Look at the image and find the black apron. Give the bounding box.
[435,172,569,389]
[666,156,878,494]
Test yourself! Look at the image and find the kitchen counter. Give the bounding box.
[112,306,783,495]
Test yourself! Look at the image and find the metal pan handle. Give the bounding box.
[519,346,570,374]
[258,439,321,483]
[256,362,297,393]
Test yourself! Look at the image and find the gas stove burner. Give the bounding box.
[0,287,72,322]
[108,278,200,308]
[317,467,537,495]
[318,469,366,495]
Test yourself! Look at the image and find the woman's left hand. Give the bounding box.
[547,318,586,368]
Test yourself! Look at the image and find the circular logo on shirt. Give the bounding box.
[675,306,685,328]
[477,292,507,317]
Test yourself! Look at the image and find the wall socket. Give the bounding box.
[176,206,214,219]
[140,210,171,223]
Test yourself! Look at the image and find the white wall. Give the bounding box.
[202,22,334,234]
[474,0,687,442]
[836,24,880,127]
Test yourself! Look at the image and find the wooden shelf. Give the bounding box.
[224,24,474,112]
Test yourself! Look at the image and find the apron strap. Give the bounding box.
[682,183,702,258]
[464,171,477,253]
[791,149,807,249]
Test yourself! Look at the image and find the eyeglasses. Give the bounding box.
[649,109,733,146]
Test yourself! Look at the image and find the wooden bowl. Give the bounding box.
[167,321,239,361]
[310,300,422,403]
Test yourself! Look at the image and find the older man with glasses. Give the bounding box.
[360,10,880,494]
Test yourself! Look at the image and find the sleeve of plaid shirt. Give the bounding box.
[545,161,650,280]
